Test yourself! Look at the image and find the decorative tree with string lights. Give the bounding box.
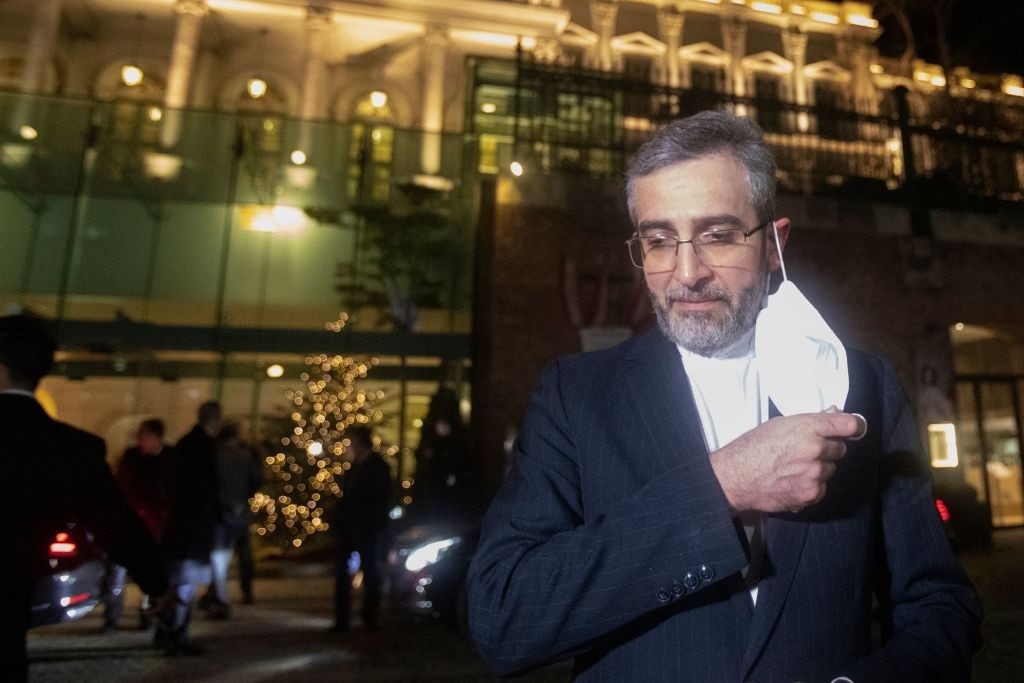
[251,313,395,553]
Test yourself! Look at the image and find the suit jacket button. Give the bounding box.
[683,571,700,591]
[656,588,671,603]
[699,564,714,582]
[670,580,684,596]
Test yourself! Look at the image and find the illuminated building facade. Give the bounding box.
[1,0,1022,534]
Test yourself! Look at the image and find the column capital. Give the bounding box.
[422,25,449,47]
[657,6,684,40]
[175,0,208,17]
[590,0,619,32]
[720,16,747,54]
[306,5,332,32]
[781,27,808,62]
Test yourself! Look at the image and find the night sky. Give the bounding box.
[874,0,1024,74]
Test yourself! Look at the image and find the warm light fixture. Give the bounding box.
[750,2,782,15]
[928,423,959,468]
[240,204,310,234]
[960,78,976,89]
[847,15,878,28]
[480,102,497,114]
[121,64,144,87]
[510,161,524,176]
[247,76,268,99]
[19,125,38,140]
[869,64,884,74]
[121,13,146,87]
[954,322,965,331]
[247,28,269,99]
[810,11,840,24]
[147,107,162,121]
[930,75,947,87]
[369,90,388,108]
[290,149,307,165]
[266,363,285,378]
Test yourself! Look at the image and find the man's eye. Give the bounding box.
[646,237,674,249]
[701,229,740,244]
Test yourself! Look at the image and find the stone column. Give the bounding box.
[297,6,332,154]
[590,0,619,72]
[160,0,209,149]
[657,7,684,88]
[720,17,748,98]
[420,27,448,176]
[20,0,63,94]
[850,43,878,114]
[782,27,808,130]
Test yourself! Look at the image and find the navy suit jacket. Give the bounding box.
[468,329,981,682]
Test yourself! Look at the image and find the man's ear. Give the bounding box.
[767,217,791,273]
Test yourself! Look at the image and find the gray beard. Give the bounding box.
[651,273,767,357]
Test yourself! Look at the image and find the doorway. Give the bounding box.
[954,377,1024,528]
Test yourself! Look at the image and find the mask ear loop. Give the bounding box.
[771,220,789,282]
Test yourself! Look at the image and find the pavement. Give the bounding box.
[27,530,1023,682]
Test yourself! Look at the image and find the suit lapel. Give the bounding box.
[741,513,809,674]
[622,330,710,473]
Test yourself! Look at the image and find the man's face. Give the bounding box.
[136,429,162,455]
[631,153,784,356]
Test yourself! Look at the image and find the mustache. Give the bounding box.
[663,283,731,304]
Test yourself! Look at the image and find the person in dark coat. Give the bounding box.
[156,400,222,655]
[103,418,174,630]
[413,387,475,520]
[331,425,392,632]
[201,421,263,618]
[0,313,168,682]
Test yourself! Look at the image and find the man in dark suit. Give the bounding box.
[467,112,982,681]
[0,313,168,682]
[331,425,392,633]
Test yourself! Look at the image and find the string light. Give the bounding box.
[251,318,393,550]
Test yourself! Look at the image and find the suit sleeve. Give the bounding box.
[841,360,982,682]
[467,360,748,676]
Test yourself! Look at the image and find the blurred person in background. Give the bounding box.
[156,401,222,655]
[199,421,263,618]
[331,425,392,633]
[103,418,174,631]
[0,313,168,682]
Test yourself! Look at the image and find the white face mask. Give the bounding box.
[754,223,849,416]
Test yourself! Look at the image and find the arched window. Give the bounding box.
[346,91,394,206]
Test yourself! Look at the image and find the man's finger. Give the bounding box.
[814,411,860,439]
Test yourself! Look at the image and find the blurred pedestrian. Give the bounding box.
[200,421,263,618]
[103,418,174,631]
[156,401,221,655]
[0,313,167,682]
[331,425,392,633]
[413,387,473,520]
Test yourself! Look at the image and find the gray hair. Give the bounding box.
[624,110,777,225]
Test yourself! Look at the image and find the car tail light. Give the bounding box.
[935,498,951,523]
[50,532,78,556]
[60,592,92,607]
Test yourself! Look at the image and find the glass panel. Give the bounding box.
[955,381,987,508]
[979,382,1024,527]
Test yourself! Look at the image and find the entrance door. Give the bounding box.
[955,378,1024,527]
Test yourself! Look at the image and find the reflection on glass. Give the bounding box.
[979,382,1023,527]
[956,382,985,507]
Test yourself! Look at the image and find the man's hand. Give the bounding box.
[708,410,861,514]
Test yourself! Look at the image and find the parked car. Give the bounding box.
[387,512,479,628]
[30,520,106,628]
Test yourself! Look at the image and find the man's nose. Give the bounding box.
[672,242,712,286]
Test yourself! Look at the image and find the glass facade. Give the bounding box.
[1,90,475,481]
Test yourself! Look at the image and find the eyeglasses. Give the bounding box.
[625,221,771,272]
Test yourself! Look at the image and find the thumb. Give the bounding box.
[816,409,860,439]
